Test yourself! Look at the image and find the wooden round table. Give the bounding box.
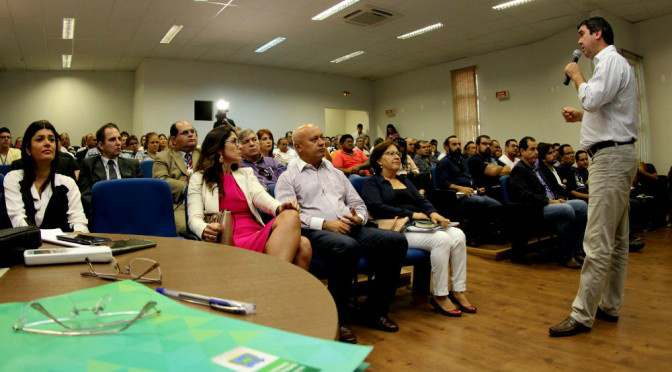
[0,234,338,340]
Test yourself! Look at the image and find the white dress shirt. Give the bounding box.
[499,154,520,168]
[578,45,638,149]
[275,157,368,230]
[100,156,121,180]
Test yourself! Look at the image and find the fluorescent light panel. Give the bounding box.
[62,54,72,69]
[492,0,535,10]
[255,37,286,53]
[312,0,359,21]
[330,51,365,63]
[160,25,184,44]
[62,18,75,39]
[397,23,444,39]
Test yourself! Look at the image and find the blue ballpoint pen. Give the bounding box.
[156,288,256,315]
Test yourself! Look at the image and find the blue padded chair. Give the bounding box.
[268,184,276,198]
[0,165,11,176]
[500,175,511,204]
[140,160,154,178]
[90,179,177,237]
[349,176,369,195]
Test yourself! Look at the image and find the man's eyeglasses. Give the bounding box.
[13,293,160,336]
[81,257,162,283]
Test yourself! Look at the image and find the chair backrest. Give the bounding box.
[431,166,438,189]
[90,179,177,237]
[268,183,276,198]
[500,175,511,204]
[0,173,8,229]
[0,165,11,176]
[140,160,154,178]
[349,176,369,195]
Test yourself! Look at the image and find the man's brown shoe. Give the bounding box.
[549,316,591,337]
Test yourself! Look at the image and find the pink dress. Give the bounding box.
[219,174,275,253]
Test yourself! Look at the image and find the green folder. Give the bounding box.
[0,281,372,372]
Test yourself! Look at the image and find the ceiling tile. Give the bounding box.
[99,20,140,42]
[123,42,156,58]
[143,0,191,24]
[73,39,98,55]
[94,56,121,70]
[109,0,153,21]
[71,54,96,69]
[1,54,26,69]
[43,0,77,18]
[0,37,21,54]
[117,56,142,71]
[150,43,183,58]
[175,45,209,60]
[46,38,74,54]
[17,37,47,54]
[6,0,42,18]
[74,0,114,19]
[12,17,45,39]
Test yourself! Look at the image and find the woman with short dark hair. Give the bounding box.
[188,126,311,270]
[4,120,88,232]
[361,140,476,317]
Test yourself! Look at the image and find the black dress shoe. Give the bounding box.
[365,316,399,332]
[549,316,591,337]
[629,240,645,252]
[596,307,619,323]
[338,325,357,344]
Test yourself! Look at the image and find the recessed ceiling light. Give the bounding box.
[160,25,184,44]
[397,23,443,40]
[62,55,72,69]
[255,37,286,53]
[330,51,365,63]
[312,0,360,21]
[492,0,535,11]
[62,18,75,39]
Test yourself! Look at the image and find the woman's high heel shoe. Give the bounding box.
[429,296,462,317]
[448,292,477,314]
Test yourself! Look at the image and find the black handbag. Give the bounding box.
[0,226,42,267]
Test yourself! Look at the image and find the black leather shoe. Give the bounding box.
[596,307,619,323]
[549,316,591,337]
[338,325,357,344]
[365,316,399,332]
[629,240,645,252]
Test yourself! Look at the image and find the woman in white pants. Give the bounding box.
[361,140,476,317]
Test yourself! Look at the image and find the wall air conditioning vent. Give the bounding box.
[343,5,401,27]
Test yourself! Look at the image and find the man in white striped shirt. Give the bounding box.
[550,16,638,337]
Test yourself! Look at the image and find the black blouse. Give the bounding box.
[360,174,437,219]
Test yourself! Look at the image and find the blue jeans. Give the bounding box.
[543,199,588,258]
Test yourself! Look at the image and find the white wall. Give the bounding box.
[344,110,369,138]
[325,108,346,136]
[372,12,644,153]
[0,71,134,143]
[134,59,373,142]
[636,13,672,174]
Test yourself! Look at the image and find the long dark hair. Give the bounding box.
[20,120,60,194]
[195,126,238,191]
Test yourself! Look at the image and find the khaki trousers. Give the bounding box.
[570,144,637,327]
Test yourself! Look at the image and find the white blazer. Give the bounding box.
[187,167,281,239]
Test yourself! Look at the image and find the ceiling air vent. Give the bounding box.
[343,5,401,27]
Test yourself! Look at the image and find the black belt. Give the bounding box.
[587,139,636,157]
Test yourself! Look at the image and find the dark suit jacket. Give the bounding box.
[509,161,551,212]
[78,156,142,213]
[538,163,568,199]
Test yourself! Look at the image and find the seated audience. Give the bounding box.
[556,144,576,191]
[467,135,510,192]
[491,139,503,159]
[413,140,437,176]
[355,136,370,156]
[257,129,275,158]
[276,124,408,344]
[537,142,567,199]
[436,135,503,244]
[153,121,200,235]
[352,123,366,139]
[59,132,77,157]
[498,138,520,168]
[509,136,586,268]
[188,126,311,270]
[0,127,22,166]
[158,133,168,152]
[14,136,23,149]
[273,137,298,166]
[331,134,370,177]
[79,123,142,213]
[76,133,96,163]
[362,140,476,317]
[572,150,590,199]
[463,141,476,158]
[123,135,144,161]
[385,124,400,141]
[141,132,160,161]
[4,120,88,232]
[405,137,417,159]
[238,129,285,190]
[429,139,440,162]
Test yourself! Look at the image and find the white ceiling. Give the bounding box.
[0,0,670,80]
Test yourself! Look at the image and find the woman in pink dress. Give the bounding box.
[188,126,312,270]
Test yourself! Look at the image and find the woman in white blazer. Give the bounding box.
[188,126,311,270]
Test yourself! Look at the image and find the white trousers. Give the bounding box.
[405,227,467,296]
[570,144,637,327]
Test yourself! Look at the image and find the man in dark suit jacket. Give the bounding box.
[509,136,587,269]
[78,123,142,214]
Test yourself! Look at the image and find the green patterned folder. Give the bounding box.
[0,281,371,372]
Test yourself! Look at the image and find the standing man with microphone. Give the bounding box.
[549,16,639,337]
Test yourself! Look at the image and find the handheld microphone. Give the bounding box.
[563,49,582,85]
